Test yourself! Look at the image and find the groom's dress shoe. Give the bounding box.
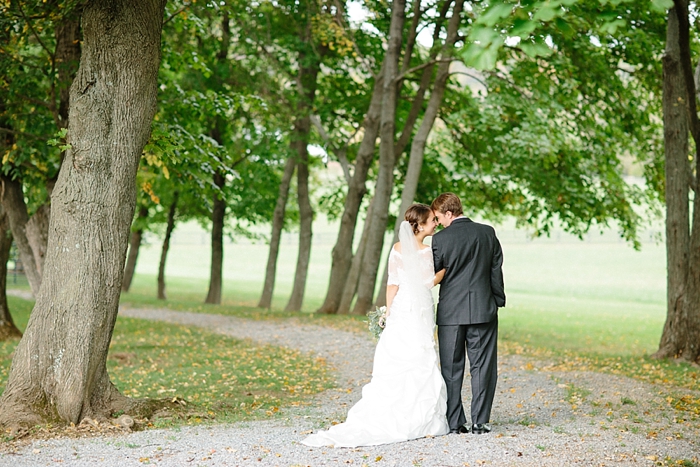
[449,425,469,434]
[471,423,491,434]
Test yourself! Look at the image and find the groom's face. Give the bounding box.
[435,210,454,227]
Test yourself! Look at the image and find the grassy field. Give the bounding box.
[128,218,668,356]
[0,296,333,428]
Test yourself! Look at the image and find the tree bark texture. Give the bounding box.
[654,3,700,361]
[375,0,465,307]
[0,0,166,427]
[351,0,406,316]
[205,171,226,305]
[0,206,21,340]
[157,191,178,300]
[315,66,385,314]
[657,0,700,362]
[25,203,51,277]
[0,175,43,296]
[258,157,296,308]
[337,199,374,315]
[121,205,148,293]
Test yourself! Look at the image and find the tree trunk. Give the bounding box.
[352,0,406,316]
[655,0,700,363]
[25,204,51,277]
[0,175,43,296]
[315,66,385,314]
[205,171,226,305]
[157,191,178,300]
[0,0,166,427]
[258,156,296,308]
[121,205,148,293]
[337,199,374,315]
[654,0,700,363]
[285,40,321,312]
[375,0,465,308]
[284,140,313,311]
[0,206,21,340]
[203,14,232,306]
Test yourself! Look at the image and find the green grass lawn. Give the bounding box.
[0,295,333,428]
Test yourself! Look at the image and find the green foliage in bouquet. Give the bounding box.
[367,306,387,340]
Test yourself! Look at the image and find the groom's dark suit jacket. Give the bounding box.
[432,218,506,325]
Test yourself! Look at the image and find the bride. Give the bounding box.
[302,204,449,448]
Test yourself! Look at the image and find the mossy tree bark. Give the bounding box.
[0,0,167,427]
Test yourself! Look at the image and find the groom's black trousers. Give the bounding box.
[438,316,498,429]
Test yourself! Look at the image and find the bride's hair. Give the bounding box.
[404,204,433,235]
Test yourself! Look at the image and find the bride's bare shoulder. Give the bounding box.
[392,242,401,253]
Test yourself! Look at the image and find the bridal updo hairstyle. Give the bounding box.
[404,203,433,235]
[430,192,463,217]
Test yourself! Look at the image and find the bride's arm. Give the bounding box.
[433,269,446,287]
[386,285,399,315]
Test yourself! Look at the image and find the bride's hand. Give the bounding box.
[433,269,445,287]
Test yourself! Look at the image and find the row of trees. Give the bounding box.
[0,0,697,429]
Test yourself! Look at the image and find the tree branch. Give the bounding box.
[0,127,44,141]
[163,4,191,26]
[310,114,360,183]
[395,58,454,83]
[449,70,488,89]
[17,3,54,61]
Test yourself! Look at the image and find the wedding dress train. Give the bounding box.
[302,232,449,448]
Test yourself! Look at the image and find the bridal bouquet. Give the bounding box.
[367,306,387,339]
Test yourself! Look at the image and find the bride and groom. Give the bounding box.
[303,193,506,448]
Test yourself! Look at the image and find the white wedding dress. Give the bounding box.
[302,224,449,448]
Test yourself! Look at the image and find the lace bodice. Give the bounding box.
[387,246,435,289]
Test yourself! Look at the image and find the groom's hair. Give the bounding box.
[431,193,463,217]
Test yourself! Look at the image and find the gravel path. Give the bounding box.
[1,304,698,466]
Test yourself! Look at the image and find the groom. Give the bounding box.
[431,193,506,435]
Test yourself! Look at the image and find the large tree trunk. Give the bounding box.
[0,0,166,427]
[315,67,385,314]
[0,206,21,341]
[121,205,148,293]
[258,157,296,308]
[654,0,700,362]
[0,175,43,296]
[157,191,178,300]
[205,171,226,305]
[655,4,690,359]
[375,0,465,307]
[285,47,320,311]
[351,0,406,316]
